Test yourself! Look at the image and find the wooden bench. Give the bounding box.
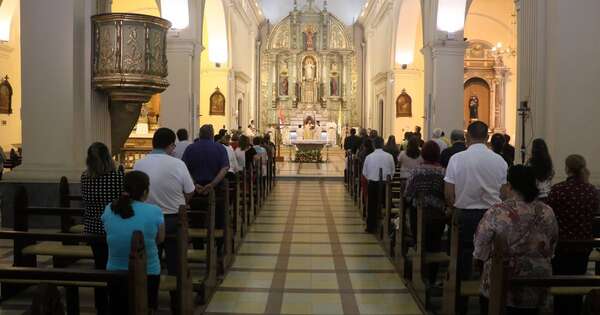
[488,237,600,315]
[0,231,149,314]
[442,211,600,315]
[228,172,243,253]
[9,185,217,308]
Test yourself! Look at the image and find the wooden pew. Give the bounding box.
[228,172,243,252]
[10,186,212,309]
[488,237,600,315]
[0,231,148,315]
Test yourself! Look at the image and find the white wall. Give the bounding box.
[541,0,600,183]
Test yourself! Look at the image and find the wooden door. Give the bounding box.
[463,78,490,129]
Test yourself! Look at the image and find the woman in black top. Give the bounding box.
[383,135,400,163]
[80,142,123,314]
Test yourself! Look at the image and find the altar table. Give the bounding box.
[290,140,330,162]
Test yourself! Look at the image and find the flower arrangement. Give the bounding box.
[295,149,322,163]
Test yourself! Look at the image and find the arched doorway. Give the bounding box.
[463,77,490,129]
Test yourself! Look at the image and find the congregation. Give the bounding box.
[344,121,600,315]
[72,124,276,314]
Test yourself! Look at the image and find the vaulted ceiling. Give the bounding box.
[259,0,367,25]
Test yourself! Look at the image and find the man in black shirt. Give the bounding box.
[440,129,467,168]
[343,128,361,154]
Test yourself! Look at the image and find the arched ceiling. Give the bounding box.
[260,0,366,25]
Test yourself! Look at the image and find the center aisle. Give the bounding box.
[204,180,423,315]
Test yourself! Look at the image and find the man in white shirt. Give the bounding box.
[362,137,396,233]
[219,134,241,174]
[133,127,196,313]
[444,121,508,314]
[172,128,192,159]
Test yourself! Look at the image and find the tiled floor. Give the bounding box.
[205,180,423,315]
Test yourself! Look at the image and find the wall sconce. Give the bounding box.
[160,0,190,30]
[401,64,408,70]
[436,0,467,38]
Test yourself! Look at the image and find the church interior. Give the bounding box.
[0,0,598,314]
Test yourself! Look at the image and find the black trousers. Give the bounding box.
[552,250,591,315]
[90,241,108,314]
[457,209,488,315]
[480,295,540,315]
[366,181,383,233]
[108,275,160,314]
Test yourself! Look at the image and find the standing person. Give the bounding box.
[80,142,124,315]
[219,134,241,178]
[0,145,6,180]
[490,133,512,166]
[527,139,554,200]
[102,171,165,314]
[474,165,558,315]
[343,128,361,154]
[503,134,516,166]
[133,127,196,313]
[440,129,467,168]
[173,128,192,159]
[444,121,508,314]
[547,155,599,315]
[182,124,229,229]
[400,131,413,151]
[404,141,446,286]
[253,136,268,177]
[383,135,400,163]
[431,128,448,151]
[237,135,255,170]
[397,137,423,179]
[362,137,396,233]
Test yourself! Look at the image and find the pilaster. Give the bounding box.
[429,39,467,136]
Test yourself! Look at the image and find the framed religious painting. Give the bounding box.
[210,87,226,116]
[0,76,12,115]
[396,89,412,117]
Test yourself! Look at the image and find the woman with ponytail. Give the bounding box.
[547,155,599,315]
[80,142,123,314]
[102,171,165,314]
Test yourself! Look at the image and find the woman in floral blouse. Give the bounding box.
[547,154,599,315]
[474,165,558,315]
[405,141,446,285]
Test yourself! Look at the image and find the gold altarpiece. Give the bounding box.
[260,3,359,132]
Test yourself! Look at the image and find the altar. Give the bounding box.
[291,140,330,163]
[259,1,360,136]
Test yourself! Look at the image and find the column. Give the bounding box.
[430,39,467,135]
[7,0,110,182]
[159,0,204,139]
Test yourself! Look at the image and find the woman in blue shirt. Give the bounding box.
[102,170,165,313]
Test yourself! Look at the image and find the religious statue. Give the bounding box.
[304,26,316,50]
[280,77,289,96]
[330,62,338,74]
[469,96,479,121]
[303,58,315,81]
[330,77,339,96]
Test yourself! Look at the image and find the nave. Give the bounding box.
[205,180,422,315]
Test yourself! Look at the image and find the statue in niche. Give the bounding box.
[303,57,316,81]
[330,77,339,96]
[469,95,479,121]
[280,77,289,96]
